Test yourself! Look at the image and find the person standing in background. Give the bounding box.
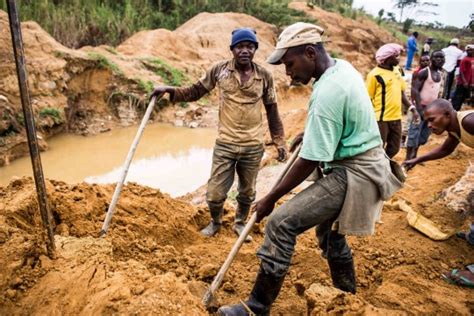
[366,43,411,158]
[405,31,419,71]
[442,38,463,100]
[422,37,433,56]
[452,44,474,111]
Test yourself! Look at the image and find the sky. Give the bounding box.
[352,0,473,28]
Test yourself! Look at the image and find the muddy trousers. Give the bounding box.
[206,141,264,224]
[257,168,352,277]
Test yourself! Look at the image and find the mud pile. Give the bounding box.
[290,1,399,75]
[1,143,474,315]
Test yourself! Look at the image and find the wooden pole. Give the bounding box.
[7,0,56,258]
[99,95,161,237]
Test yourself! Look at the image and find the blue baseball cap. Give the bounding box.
[230,28,258,50]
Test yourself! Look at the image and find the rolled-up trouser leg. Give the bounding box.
[257,168,348,277]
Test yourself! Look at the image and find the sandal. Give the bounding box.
[442,268,474,288]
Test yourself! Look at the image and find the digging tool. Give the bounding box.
[7,0,56,258]
[397,199,456,240]
[100,94,163,237]
[202,144,302,308]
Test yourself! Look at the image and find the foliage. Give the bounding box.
[145,58,188,87]
[137,79,154,93]
[377,9,384,25]
[0,0,313,48]
[402,18,414,33]
[392,0,438,23]
[39,107,63,124]
[87,52,123,75]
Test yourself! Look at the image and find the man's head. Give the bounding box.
[375,43,403,68]
[466,44,474,57]
[266,22,326,84]
[419,55,430,68]
[424,99,455,134]
[430,50,445,69]
[426,37,433,44]
[230,28,258,66]
[449,38,459,46]
[413,31,419,38]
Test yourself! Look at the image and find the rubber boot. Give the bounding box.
[328,258,357,294]
[233,204,253,242]
[200,205,222,237]
[217,267,286,316]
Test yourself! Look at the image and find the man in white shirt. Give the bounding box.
[442,38,463,99]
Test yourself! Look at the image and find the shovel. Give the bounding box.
[398,199,456,240]
[99,94,163,237]
[202,144,302,308]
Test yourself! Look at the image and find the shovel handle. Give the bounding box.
[202,144,301,307]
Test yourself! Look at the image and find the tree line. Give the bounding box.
[0,0,311,48]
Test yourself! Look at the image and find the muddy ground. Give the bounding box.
[0,136,473,315]
[1,1,473,315]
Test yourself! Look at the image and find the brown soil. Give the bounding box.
[1,3,474,315]
[1,134,473,315]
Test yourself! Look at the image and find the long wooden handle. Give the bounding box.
[202,144,301,306]
[100,95,162,237]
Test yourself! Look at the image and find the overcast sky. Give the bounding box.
[352,0,473,28]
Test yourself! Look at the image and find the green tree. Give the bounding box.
[377,8,384,25]
[392,0,438,23]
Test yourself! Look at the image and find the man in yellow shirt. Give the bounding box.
[366,43,412,158]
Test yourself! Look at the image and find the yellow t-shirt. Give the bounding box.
[366,66,406,121]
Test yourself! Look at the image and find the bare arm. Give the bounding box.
[401,91,411,114]
[411,68,428,110]
[403,135,460,170]
[254,157,319,222]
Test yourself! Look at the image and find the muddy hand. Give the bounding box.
[289,132,304,153]
[402,158,418,171]
[254,195,276,223]
[150,86,172,101]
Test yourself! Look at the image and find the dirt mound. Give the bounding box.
[1,144,474,315]
[290,1,400,75]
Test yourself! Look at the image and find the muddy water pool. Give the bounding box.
[0,123,217,197]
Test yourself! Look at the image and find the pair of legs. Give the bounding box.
[202,141,264,238]
[218,168,355,315]
[406,110,431,160]
[405,50,415,70]
[452,84,471,111]
[377,120,402,158]
[443,70,455,100]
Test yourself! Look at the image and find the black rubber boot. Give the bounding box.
[200,205,222,237]
[328,258,357,294]
[233,204,252,242]
[217,267,286,316]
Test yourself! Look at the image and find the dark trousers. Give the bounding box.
[452,85,471,111]
[377,120,402,158]
[443,70,455,99]
[257,168,351,277]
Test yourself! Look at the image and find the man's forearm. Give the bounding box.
[265,103,285,147]
[267,157,318,202]
[171,82,209,103]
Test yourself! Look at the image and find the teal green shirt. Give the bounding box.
[299,59,382,163]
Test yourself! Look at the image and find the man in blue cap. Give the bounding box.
[151,28,287,240]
